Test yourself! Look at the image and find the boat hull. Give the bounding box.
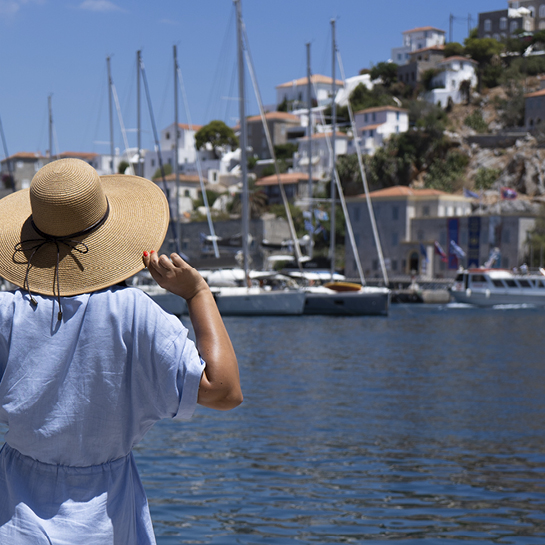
[303,288,390,316]
[450,289,545,307]
[213,289,306,316]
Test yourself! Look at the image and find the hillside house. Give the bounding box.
[246,111,302,159]
[143,122,202,180]
[478,5,534,39]
[293,132,349,179]
[525,81,545,128]
[0,152,46,191]
[391,26,445,66]
[397,45,445,87]
[425,56,478,108]
[276,74,344,111]
[353,106,409,156]
[255,172,321,206]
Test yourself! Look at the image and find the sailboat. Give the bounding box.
[209,0,306,316]
[299,20,390,316]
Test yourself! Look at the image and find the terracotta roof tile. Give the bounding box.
[403,26,445,34]
[256,172,319,186]
[58,151,99,160]
[439,56,478,65]
[352,185,448,199]
[246,111,301,123]
[276,74,344,89]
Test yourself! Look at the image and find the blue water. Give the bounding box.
[135,304,545,544]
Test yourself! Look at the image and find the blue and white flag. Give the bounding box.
[450,240,466,258]
[434,241,447,262]
[463,187,480,199]
[304,219,314,234]
[314,209,329,222]
[302,210,312,219]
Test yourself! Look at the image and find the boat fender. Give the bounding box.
[465,288,472,297]
[485,289,490,298]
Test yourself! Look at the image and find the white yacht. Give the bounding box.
[450,268,545,307]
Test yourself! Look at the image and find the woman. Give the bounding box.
[0,158,242,544]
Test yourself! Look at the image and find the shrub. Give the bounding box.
[475,167,501,190]
[464,111,489,133]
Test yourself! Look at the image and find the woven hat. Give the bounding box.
[0,158,169,305]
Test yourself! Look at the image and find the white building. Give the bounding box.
[276,74,344,110]
[425,56,478,108]
[143,122,202,180]
[391,26,446,66]
[293,132,349,179]
[353,106,409,156]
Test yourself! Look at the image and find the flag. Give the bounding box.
[463,187,479,199]
[434,241,447,262]
[302,210,312,219]
[450,240,466,258]
[501,187,517,200]
[420,243,429,263]
[304,219,314,234]
[484,247,500,268]
[314,209,329,222]
[314,223,324,236]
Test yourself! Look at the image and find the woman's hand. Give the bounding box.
[143,251,208,301]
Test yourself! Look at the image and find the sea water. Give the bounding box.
[137,304,545,544]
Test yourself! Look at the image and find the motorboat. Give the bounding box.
[450,268,545,307]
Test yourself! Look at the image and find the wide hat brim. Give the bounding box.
[0,174,169,296]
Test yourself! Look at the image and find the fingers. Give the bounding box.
[170,253,188,268]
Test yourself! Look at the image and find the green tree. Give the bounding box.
[195,120,239,159]
[117,160,129,174]
[497,79,525,128]
[443,42,465,57]
[336,154,362,196]
[370,62,399,88]
[421,68,442,91]
[274,142,298,161]
[425,150,469,192]
[229,179,268,219]
[463,36,504,90]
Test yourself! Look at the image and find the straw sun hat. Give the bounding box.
[0,158,169,314]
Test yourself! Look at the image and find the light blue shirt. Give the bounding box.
[0,287,205,544]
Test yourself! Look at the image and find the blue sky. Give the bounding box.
[0,0,503,157]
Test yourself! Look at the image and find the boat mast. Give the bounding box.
[107,56,115,174]
[137,50,142,177]
[173,44,181,248]
[307,42,314,261]
[0,116,14,191]
[329,19,336,281]
[48,94,54,160]
[236,0,249,283]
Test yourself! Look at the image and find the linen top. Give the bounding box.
[0,286,205,544]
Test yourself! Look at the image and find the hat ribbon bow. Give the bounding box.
[14,201,110,321]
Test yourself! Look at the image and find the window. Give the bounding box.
[500,17,507,30]
[484,19,492,32]
[369,129,374,137]
[511,20,518,32]
[372,113,376,122]
[364,114,368,122]
[529,5,536,17]
[396,112,400,120]
[471,274,487,283]
[519,279,532,288]
[506,279,517,287]
[184,189,190,197]
[541,4,545,18]
[492,279,505,288]
[537,279,545,288]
